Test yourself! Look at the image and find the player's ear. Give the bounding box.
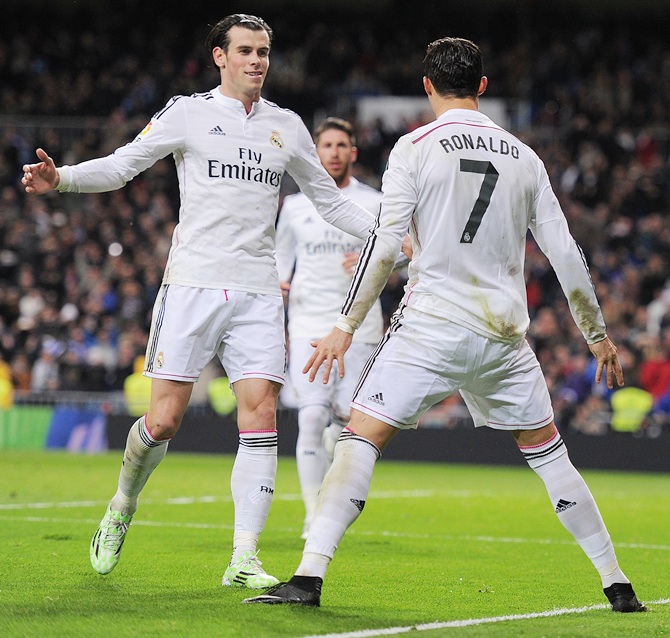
[213,46,226,69]
[478,76,488,97]
[423,76,433,97]
[350,146,358,164]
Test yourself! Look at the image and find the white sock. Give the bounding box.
[230,430,277,560]
[110,415,169,516]
[520,431,628,587]
[297,429,381,579]
[296,405,330,525]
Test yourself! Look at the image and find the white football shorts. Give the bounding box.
[144,285,286,385]
[289,338,377,421]
[351,305,554,430]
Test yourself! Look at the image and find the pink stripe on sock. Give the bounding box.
[240,430,278,435]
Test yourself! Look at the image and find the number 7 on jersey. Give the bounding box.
[459,159,499,244]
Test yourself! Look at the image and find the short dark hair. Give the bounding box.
[313,117,356,147]
[205,14,273,54]
[423,37,483,99]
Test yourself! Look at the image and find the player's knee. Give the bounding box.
[346,412,397,452]
[237,400,277,430]
[234,379,280,428]
[146,412,182,440]
[512,422,557,447]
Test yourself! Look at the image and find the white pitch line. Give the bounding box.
[0,499,108,510]
[293,598,670,638]
[1,514,668,552]
[0,489,464,511]
[0,515,236,530]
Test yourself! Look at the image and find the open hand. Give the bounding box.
[22,148,60,194]
[303,327,353,384]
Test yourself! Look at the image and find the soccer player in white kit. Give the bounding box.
[244,37,646,611]
[22,15,375,589]
[275,118,384,539]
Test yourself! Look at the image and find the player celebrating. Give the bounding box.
[244,37,646,611]
[22,14,375,589]
[276,117,384,539]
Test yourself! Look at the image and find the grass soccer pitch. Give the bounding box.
[1,450,668,638]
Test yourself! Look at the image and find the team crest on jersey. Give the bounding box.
[155,351,164,369]
[270,130,284,149]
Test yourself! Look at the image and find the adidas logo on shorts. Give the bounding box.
[368,392,384,405]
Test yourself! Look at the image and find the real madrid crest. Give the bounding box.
[156,352,164,369]
[270,130,284,149]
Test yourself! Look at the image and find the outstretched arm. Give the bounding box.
[22,149,60,194]
[288,121,376,240]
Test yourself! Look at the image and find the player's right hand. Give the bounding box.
[303,327,353,384]
[22,148,60,194]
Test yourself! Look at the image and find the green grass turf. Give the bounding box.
[0,450,668,637]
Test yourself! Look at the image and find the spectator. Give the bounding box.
[9,352,31,391]
[30,338,62,391]
[637,333,670,401]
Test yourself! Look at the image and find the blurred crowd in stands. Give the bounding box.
[1,4,669,434]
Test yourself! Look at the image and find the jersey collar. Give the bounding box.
[212,87,264,116]
[438,108,491,125]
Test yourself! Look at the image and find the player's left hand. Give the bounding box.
[303,327,353,384]
[401,234,413,260]
[589,336,624,390]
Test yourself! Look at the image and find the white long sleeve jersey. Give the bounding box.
[56,89,375,295]
[341,108,607,344]
[276,177,384,344]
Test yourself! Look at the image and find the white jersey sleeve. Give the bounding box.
[56,100,185,192]
[337,145,413,333]
[530,166,606,343]
[286,122,376,241]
